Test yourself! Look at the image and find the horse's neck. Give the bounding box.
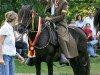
[28,32,37,42]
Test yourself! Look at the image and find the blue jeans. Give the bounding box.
[87,40,98,56]
[0,65,2,75]
[89,40,98,46]
[0,55,15,75]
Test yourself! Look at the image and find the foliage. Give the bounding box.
[0,0,100,24]
[67,2,96,23]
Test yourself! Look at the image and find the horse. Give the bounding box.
[94,7,100,31]
[94,7,100,41]
[17,5,90,75]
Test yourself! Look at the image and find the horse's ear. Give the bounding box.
[40,0,47,5]
[27,5,32,10]
[22,5,25,8]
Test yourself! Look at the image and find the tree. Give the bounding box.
[0,0,100,24]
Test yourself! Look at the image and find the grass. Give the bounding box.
[15,55,100,75]
[89,56,100,75]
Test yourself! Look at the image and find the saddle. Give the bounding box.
[49,22,58,46]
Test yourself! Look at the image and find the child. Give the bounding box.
[84,23,93,42]
[84,23,98,57]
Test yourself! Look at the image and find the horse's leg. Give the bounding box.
[70,41,90,75]
[35,60,41,75]
[47,61,53,75]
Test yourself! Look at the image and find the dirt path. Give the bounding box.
[16,73,35,75]
[16,73,46,75]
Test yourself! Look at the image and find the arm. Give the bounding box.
[87,30,93,40]
[50,2,68,23]
[0,35,6,65]
[16,52,25,63]
[87,33,92,39]
[45,2,68,23]
[14,31,22,41]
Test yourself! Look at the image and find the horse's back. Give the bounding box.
[68,26,86,40]
[68,26,87,51]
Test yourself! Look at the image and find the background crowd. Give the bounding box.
[69,11,99,57]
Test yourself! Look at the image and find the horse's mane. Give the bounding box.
[18,5,39,31]
[18,5,32,25]
[94,7,100,29]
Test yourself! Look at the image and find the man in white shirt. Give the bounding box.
[83,11,98,57]
[83,11,96,38]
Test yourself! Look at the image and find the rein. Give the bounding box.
[29,21,52,49]
[28,21,49,32]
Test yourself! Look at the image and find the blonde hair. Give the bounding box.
[5,11,18,22]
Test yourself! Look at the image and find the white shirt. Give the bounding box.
[0,22,16,56]
[75,21,84,28]
[83,16,96,37]
[14,31,21,41]
[23,33,29,47]
[14,31,29,48]
[51,3,55,15]
[69,23,76,26]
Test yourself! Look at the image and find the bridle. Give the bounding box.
[18,8,55,49]
[29,20,53,50]
[34,21,52,49]
[19,6,58,49]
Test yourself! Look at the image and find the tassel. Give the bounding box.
[28,16,42,57]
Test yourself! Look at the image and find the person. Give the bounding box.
[96,31,100,41]
[44,0,78,64]
[83,11,99,56]
[14,26,29,58]
[84,23,93,42]
[83,23,98,57]
[75,14,84,28]
[83,11,96,39]
[69,19,76,26]
[0,11,24,75]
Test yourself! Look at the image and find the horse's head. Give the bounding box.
[18,5,38,34]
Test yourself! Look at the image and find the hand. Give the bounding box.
[45,16,51,21]
[0,58,5,65]
[18,56,25,63]
[88,34,92,37]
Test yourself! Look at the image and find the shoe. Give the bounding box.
[59,53,70,66]
[90,55,98,57]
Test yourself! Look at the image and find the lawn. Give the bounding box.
[15,55,100,75]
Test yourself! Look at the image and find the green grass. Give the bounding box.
[89,56,100,75]
[15,55,100,75]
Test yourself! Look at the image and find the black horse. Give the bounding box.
[94,7,100,31]
[17,5,90,75]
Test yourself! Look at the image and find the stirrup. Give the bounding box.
[59,53,70,66]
